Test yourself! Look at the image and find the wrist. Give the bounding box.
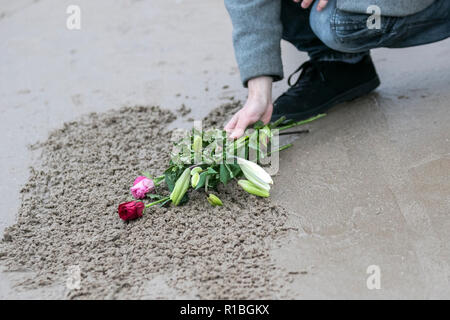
[247,76,273,104]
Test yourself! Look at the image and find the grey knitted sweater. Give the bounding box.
[225,0,435,86]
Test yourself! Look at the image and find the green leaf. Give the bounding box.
[219,164,231,185]
[225,163,241,178]
[195,171,208,190]
[207,174,219,190]
[154,175,165,185]
[253,120,264,129]
[207,167,218,174]
[148,194,164,200]
[141,171,153,179]
[177,193,189,206]
[164,168,181,192]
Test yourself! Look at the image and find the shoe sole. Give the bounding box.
[271,76,381,122]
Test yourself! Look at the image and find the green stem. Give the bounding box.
[205,175,210,193]
[270,116,286,129]
[278,130,309,136]
[153,174,165,186]
[277,114,326,131]
[268,143,293,156]
[145,196,170,207]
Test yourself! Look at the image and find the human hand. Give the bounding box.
[224,76,273,139]
[293,0,329,11]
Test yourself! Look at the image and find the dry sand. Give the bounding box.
[0,103,291,299]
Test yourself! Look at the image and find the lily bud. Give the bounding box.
[193,135,202,153]
[207,194,223,206]
[237,157,273,191]
[191,167,202,175]
[191,172,200,188]
[170,168,191,206]
[238,180,269,198]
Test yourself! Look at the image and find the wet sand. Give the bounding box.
[1,0,450,299]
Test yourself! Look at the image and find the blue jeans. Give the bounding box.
[281,0,450,62]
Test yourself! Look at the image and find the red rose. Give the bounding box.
[118,201,145,221]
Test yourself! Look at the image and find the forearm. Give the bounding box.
[224,0,284,87]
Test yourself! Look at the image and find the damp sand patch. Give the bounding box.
[0,103,290,299]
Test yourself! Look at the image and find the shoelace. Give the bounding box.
[284,60,327,97]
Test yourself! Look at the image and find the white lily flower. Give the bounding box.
[237,157,273,191]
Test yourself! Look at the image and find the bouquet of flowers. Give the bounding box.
[118,114,325,221]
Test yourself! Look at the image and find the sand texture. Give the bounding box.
[0,103,290,299]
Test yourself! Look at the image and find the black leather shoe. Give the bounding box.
[271,55,380,122]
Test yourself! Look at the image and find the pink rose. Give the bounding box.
[130,176,155,199]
